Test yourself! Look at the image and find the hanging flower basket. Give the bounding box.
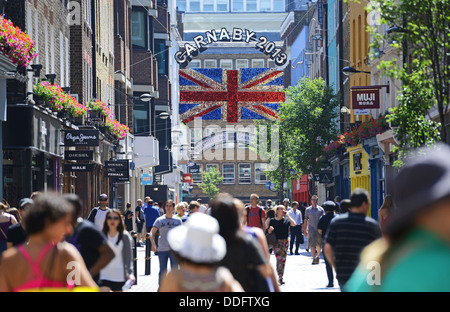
[0,16,38,67]
[86,98,130,140]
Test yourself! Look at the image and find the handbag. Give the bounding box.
[265,230,278,248]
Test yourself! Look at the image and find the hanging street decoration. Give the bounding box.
[175,27,287,67]
[179,68,285,123]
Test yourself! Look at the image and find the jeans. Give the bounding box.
[157,250,178,284]
[323,250,334,286]
[289,225,303,253]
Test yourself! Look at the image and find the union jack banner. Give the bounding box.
[179,68,285,123]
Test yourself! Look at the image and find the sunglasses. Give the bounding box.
[107,216,120,221]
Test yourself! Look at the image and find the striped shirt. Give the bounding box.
[324,212,381,286]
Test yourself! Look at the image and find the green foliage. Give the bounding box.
[256,77,340,195]
[368,0,449,166]
[198,167,223,200]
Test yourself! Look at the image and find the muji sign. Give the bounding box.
[351,87,380,110]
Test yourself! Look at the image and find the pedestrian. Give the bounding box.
[150,199,182,285]
[87,194,111,231]
[288,201,303,255]
[175,202,187,221]
[64,193,115,285]
[197,198,207,214]
[0,193,98,291]
[334,196,342,213]
[323,188,381,290]
[7,198,33,248]
[268,205,296,285]
[317,201,337,288]
[304,195,325,264]
[245,193,266,231]
[143,199,160,244]
[135,199,145,246]
[211,195,271,292]
[265,199,273,210]
[346,144,450,291]
[99,209,135,292]
[124,203,134,232]
[183,200,200,221]
[378,194,393,235]
[159,213,244,292]
[282,198,291,210]
[0,203,17,256]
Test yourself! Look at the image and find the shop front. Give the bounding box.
[347,144,372,217]
[3,104,63,207]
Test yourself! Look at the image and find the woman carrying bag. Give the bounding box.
[267,205,296,285]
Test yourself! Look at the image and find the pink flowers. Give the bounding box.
[324,116,388,153]
[0,16,37,67]
[86,98,130,140]
[33,81,89,116]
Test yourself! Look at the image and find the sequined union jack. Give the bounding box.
[179,68,285,123]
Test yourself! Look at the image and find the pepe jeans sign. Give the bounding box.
[175,27,287,66]
[64,129,100,146]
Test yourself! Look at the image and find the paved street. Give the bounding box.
[128,240,341,293]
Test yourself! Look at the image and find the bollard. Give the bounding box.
[131,230,137,285]
[145,233,151,275]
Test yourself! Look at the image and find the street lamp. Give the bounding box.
[139,93,153,102]
[342,66,370,76]
[158,112,170,120]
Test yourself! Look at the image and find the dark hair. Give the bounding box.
[210,196,241,243]
[63,193,83,217]
[189,201,200,211]
[23,193,74,235]
[126,203,132,208]
[266,208,275,219]
[102,209,125,245]
[350,188,369,207]
[340,199,351,213]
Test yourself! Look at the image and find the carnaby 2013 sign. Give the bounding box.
[175,27,287,67]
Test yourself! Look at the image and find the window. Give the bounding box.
[236,59,249,69]
[190,60,201,68]
[224,131,234,149]
[260,0,271,11]
[217,0,228,11]
[220,59,233,69]
[155,39,168,75]
[267,59,275,68]
[246,0,257,11]
[232,0,244,11]
[238,163,251,184]
[191,165,203,183]
[222,163,235,184]
[204,59,217,68]
[255,163,269,184]
[177,0,187,11]
[190,0,200,11]
[203,0,214,11]
[252,59,265,68]
[206,163,219,172]
[273,0,284,11]
[132,10,146,48]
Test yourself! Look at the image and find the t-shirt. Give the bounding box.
[287,208,302,226]
[345,229,450,292]
[66,219,108,273]
[317,212,336,238]
[100,232,124,282]
[247,206,266,229]
[6,223,27,247]
[152,215,182,252]
[144,205,160,229]
[305,206,325,230]
[269,217,291,240]
[324,212,381,285]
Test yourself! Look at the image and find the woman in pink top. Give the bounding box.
[0,193,98,292]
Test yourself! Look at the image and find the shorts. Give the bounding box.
[136,220,144,232]
[308,228,322,247]
[99,279,125,291]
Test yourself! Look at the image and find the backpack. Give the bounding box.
[246,206,263,228]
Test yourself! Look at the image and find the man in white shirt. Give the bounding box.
[87,194,111,231]
[197,198,207,214]
[288,201,303,255]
